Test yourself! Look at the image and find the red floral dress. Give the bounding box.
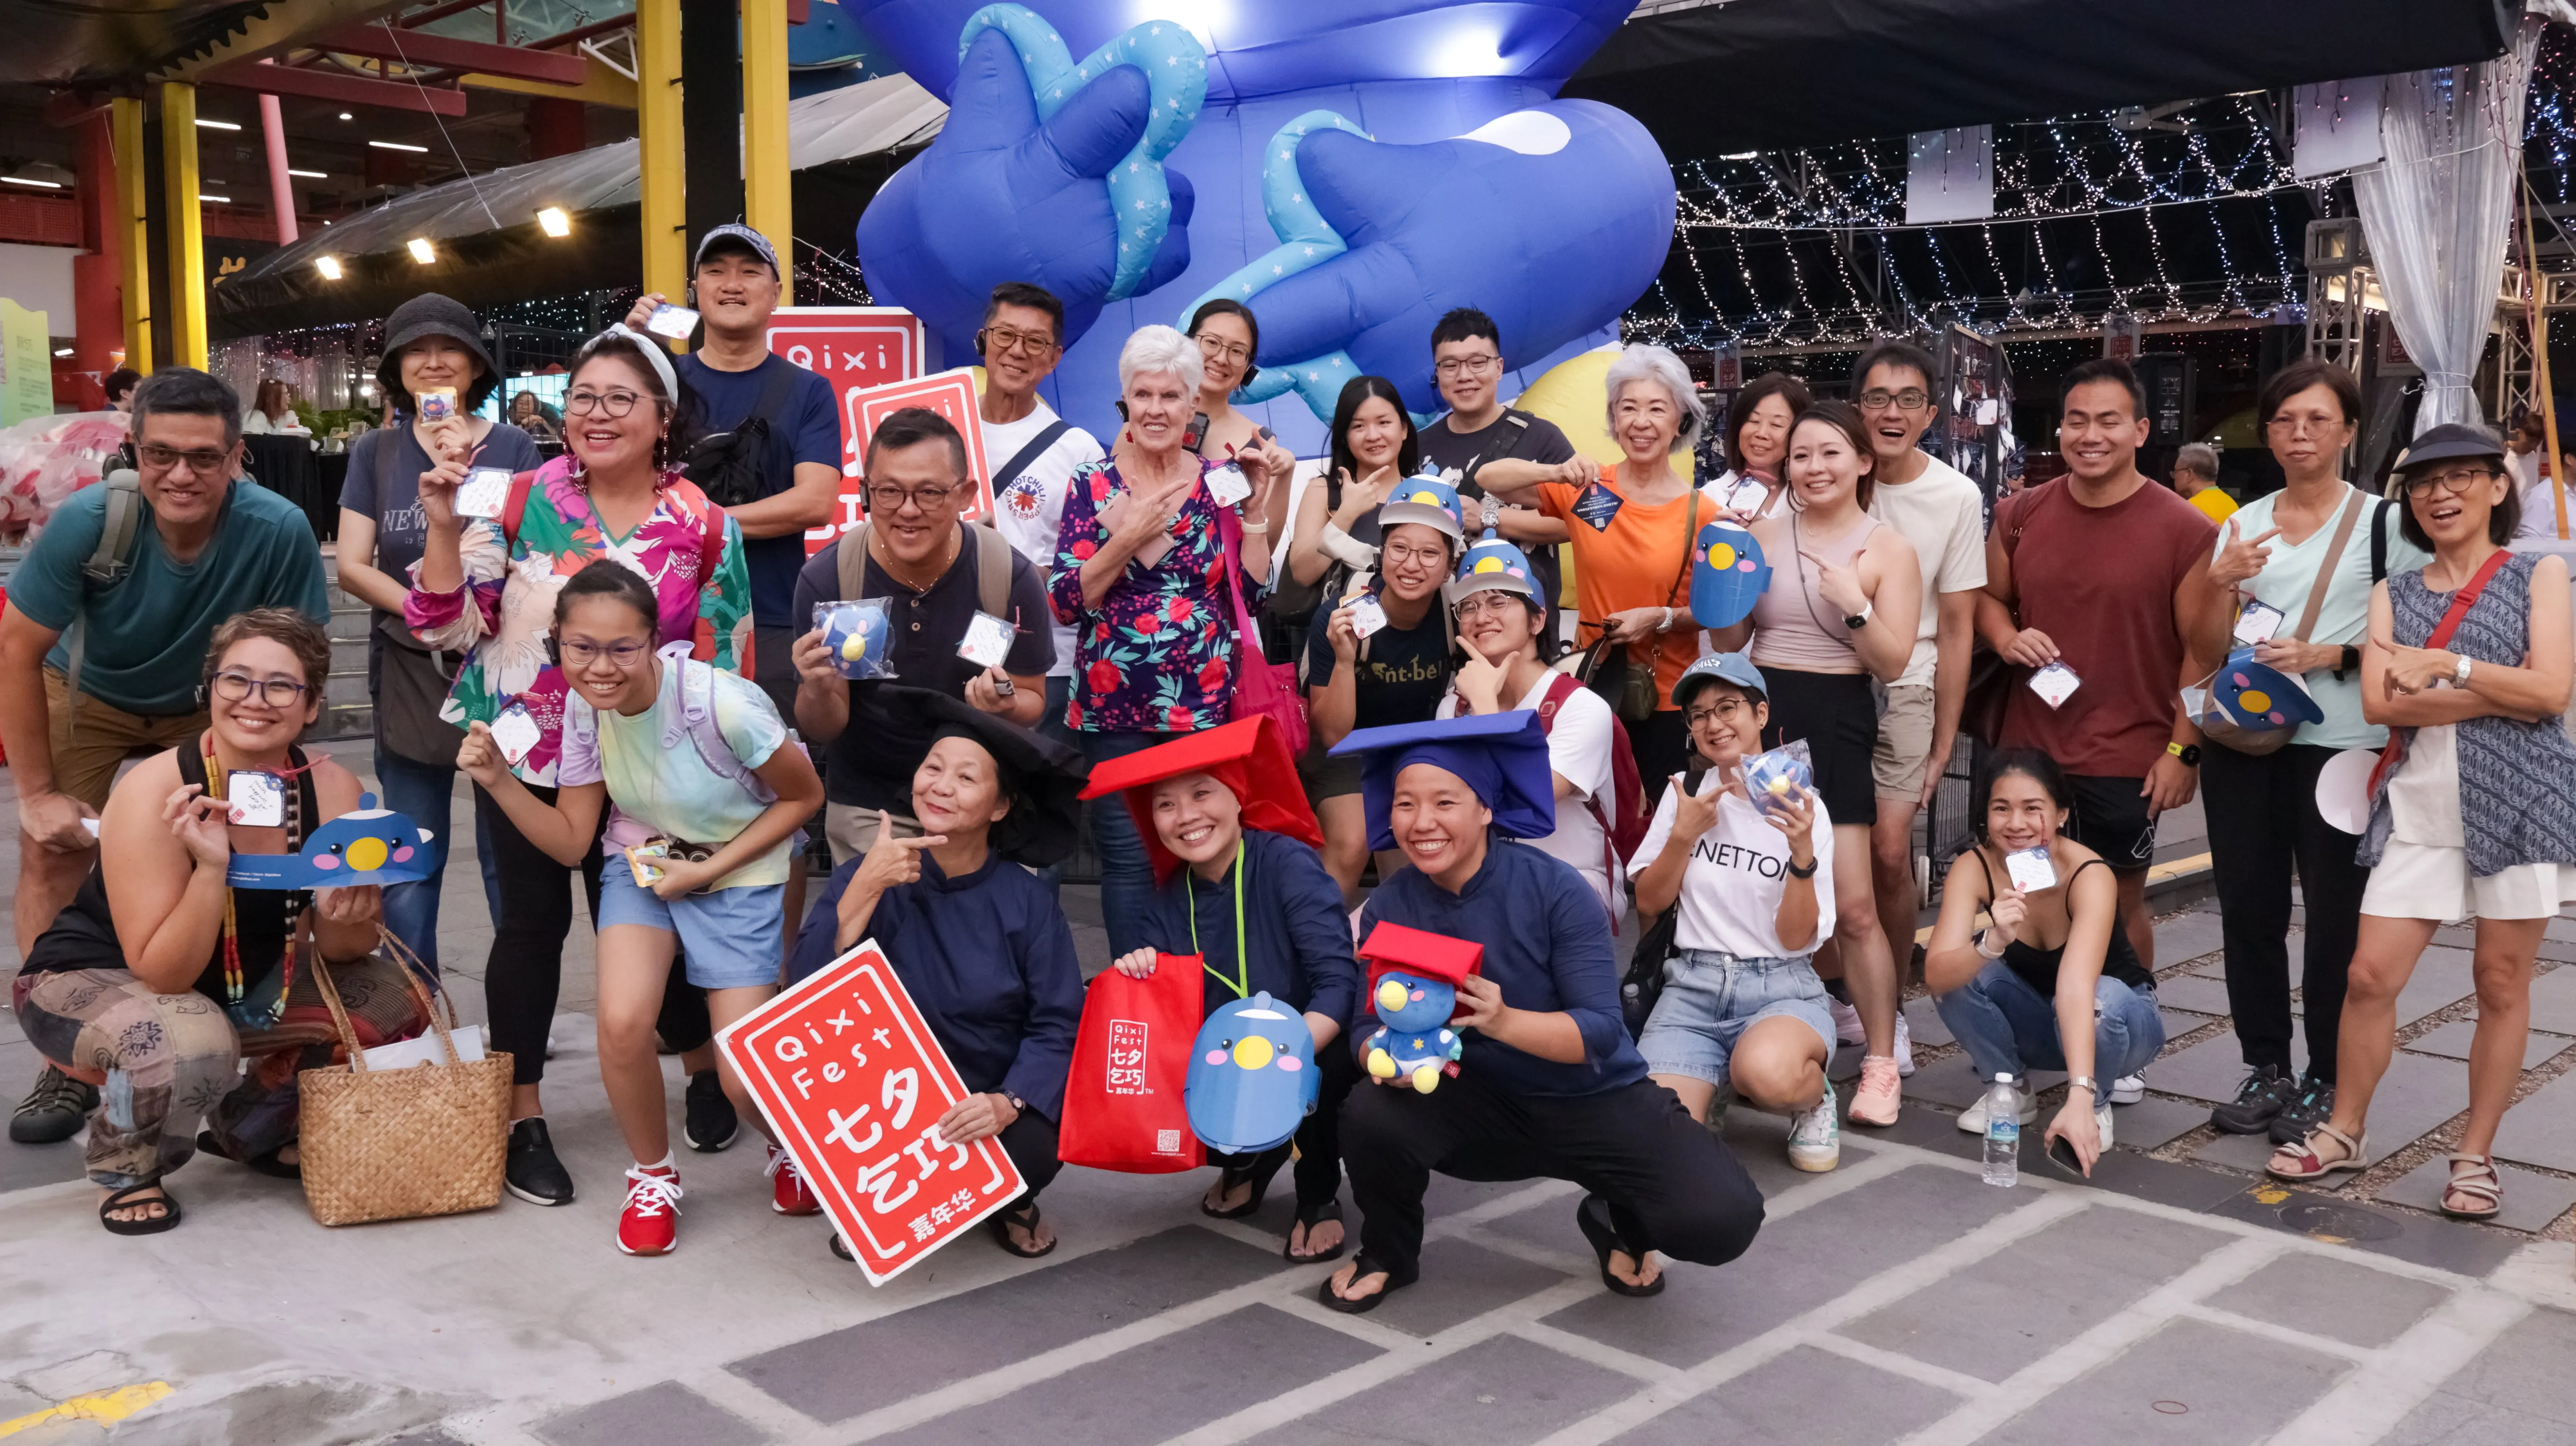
[1048,455,1252,734]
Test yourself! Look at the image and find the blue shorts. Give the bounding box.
[598,854,785,990]
[1636,950,1836,1091]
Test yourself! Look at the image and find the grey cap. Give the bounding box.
[2391,421,2508,477]
[693,223,780,275]
[1672,650,1767,709]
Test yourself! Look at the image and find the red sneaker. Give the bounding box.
[616,1165,683,1256]
[768,1144,821,1217]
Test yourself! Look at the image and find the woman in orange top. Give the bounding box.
[1481,343,1710,796]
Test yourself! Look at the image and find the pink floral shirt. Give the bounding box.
[1047,455,1253,735]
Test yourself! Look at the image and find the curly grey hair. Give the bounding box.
[1117,324,1206,398]
[1602,343,1706,454]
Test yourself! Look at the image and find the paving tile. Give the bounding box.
[2204,1184,2525,1277]
[2403,1019,2569,1069]
[728,1226,1287,1423]
[1246,1334,1632,1446]
[1976,1316,2349,1445]
[1714,1107,1878,1202]
[1604,1343,1957,1446]
[1361,1236,1574,1338]
[1535,1165,2024,1368]
[2108,1095,2212,1151]
[2388,947,2481,1027]
[2537,935,2576,964]
[1898,1052,2060,1111]
[2078,1147,2259,1212]
[536,1383,763,1446]
[2159,1008,2215,1042]
[2381,1303,2576,1446]
[2154,910,2229,967]
[1900,994,1952,1046]
[2528,965,2576,1034]
[2192,1130,2287,1173]
[2182,953,2229,979]
[2375,1156,2576,1234]
[0,1126,90,1195]
[1835,1206,2229,1382]
[2150,1030,2303,1105]
[2203,1252,2453,1347]
[875,1304,1380,1446]
[2146,972,2237,1015]
[2495,1069,2576,1172]
[1424,1173,1537,1221]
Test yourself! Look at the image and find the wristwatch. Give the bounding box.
[1003,1092,1026,1114]
[1843,601,1873,631]
[1786,855,1818,879]
[2167,741,2202,767]
[2066,1075,2101,1098]
[2453,654,2475,688]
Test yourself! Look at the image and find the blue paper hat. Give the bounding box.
[227,794,437,889]
[1689,520,1771,628]
[1184,991,1319,1155]
[1330,712,1556,850]
[1446,532,1539,605]
[1377,473,1466,543]
[2211,648,2326,732]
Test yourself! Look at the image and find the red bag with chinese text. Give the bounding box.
[1059,953,1206,1173]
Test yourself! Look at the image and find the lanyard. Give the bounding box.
[1186,841,1249,1001]
[202,736,299,1021]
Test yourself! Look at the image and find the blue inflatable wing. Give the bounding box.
[1184,991,1318,1155]
[227,793,437,890]
[1690,520,1771,629]
[2211,648,2326,732]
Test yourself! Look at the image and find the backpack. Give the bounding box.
[833,520,1013,618]
[1538,669,1647,864]
[63,467,147,742]
[562,649,786,808]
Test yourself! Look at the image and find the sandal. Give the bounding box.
[828,1229,855,1262]
[1575,1194,1664,1298]
[1317,1252,1415,1315]
[2266,1123,2367,1182]
[2439,1154,2503,1221]
[1200,1145,1290,1220]
[196,1130,301,1181]
[1283,1198,1347,1264]
[989,1199,1058,1259]
[99,1182,181,1236]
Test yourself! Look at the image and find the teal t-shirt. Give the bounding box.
[8,478,330,715]
[2216,487,2431,751]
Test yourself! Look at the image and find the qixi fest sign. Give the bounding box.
[766,306,932,551]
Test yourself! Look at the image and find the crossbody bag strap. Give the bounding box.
[836,522,873,601]
[2369,498,2393,585]
[993,419,1074,495]
[2287,489,2368,644]
[970,523,1012,618]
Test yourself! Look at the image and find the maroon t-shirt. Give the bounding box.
[1997,477,2215,778]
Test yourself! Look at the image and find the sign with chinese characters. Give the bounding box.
[844,370,995,535]
[764,306,928,552]
[716,939,1025,1285]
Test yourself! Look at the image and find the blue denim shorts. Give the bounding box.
[1636,949,1837,1090]
[598,854,785,990]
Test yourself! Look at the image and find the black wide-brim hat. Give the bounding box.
[881,687,1090,867]
[2389,421,2508,481]
[377,293,501,414]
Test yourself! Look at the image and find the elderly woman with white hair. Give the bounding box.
[1049,325,1289,952]
[1480,342,1712,793]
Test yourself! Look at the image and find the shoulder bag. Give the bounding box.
[1577,483,1698,723]
[366,431,470,767]
[2203,488,2365,757]
[1217,504,1310,755]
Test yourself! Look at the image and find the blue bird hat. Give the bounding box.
[226,794,436,890]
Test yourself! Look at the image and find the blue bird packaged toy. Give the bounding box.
[1689,520,1771,629]
[815,598,896,680]
[225,793,437,890]
[1355,922,1482,1094]
[1185,991,1318,1154]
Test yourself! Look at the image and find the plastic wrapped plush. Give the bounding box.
[1741,738,1814,820]
[815,598,897,680]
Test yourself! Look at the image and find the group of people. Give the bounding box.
[4,222,2570,1284]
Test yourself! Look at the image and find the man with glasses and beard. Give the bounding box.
[792,408,1055,863]
[0,367,330,1143]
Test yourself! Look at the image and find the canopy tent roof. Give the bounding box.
[1565,0,2521,157]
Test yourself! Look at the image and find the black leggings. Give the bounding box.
[1209,1040,1361,1212]
[476,782,605,1088]
[1624,709,1693,807]
[2201,742,2367,1084]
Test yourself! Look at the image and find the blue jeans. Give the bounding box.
[373,742,503,975]
[1078,727,1172,958]
[1034,676,1078,898]
[1933,961,2164,1084]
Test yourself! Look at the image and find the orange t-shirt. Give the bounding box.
[1536,477,1703,712]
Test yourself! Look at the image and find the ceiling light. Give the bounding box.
[370,140,429,153]
[199,194,231,204]
[407,237,435,264]
[1719,151,1760,160]
[536,206,571,237]
[316,255,343,280]
[54,348,73,357]
[195,117,241,131]
[287,168,326,179]
[0,176,63,189]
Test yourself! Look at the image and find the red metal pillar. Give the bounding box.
[259,93,297,245]
[525,96,587,160]
[69,109,121,408]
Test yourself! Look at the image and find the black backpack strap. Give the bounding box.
[1459,408,1535,495]
[2369,497,2392,585]
[993,419,1074,492]
[747,358,801,427]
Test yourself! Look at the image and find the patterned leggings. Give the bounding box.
[13,959,429,1189]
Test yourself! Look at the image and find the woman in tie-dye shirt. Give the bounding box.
[407,324,750,1206]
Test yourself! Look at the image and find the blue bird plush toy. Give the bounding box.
[1356,922,1482,1095]
[1185,991,1319,1155]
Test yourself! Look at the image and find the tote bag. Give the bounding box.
[1059,954,1207,1173]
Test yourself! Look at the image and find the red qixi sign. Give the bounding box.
[717,940,1024,1285]
[763,306,928,554]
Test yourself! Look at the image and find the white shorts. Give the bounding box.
[2361,838,2576,923]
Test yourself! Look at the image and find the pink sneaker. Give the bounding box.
[1848,1055,1902,1127]
[768,1144,822,1217]
[617,1165,683,1257]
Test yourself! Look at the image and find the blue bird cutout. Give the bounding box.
[227,793,438,890]
[1184,991,1318,1155]
[2210,647,2326,733]
[1690,521,1772,629]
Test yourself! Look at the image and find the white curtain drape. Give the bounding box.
[2352,19,2542,437]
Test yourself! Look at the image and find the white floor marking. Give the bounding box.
[2261,1286,2534,1446]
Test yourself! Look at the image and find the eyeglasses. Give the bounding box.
[566,388,648,418]
[1686,697,1752,727]
[139,443,233,475]
[978,327,1059,358]
[1382,539,1452,569]
[1454,591,1524,618]
[558,638,653,667]
[2403,465,2498,499]
[1856,388,1930,412]
[1435,354,1501,380]
[211,671,310,707]
[866,481,967,513]
[1195,335,1251,365]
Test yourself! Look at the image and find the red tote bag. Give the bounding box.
[1059,954,1207,1173]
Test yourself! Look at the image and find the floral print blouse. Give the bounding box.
[1049,454,1255,735]
[404,455,753,786]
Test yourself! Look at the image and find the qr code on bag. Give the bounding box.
[1157,1129,1182,1154]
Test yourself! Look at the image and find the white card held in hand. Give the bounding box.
[643,302,701,339]
[490,703,542,766]
[1347,595,1389,639]
[1205,461,1252,507]
[227,770,285,827]
[957,610,1016,669]
[2232,599,2286,646]
[2027,661,2081,709]
[454,465,513,519]
[2005,845,2058,893]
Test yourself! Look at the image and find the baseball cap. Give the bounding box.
[1672,650,1766,710]
[693,223,780,275]
[2389,421,2508,478]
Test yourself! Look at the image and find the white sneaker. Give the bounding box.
[2096,1102,2116,1152]
[1957,1086,2037,1134]
[1827,995,1864,1047]
[2110,1073,2145,1105]
[1893,1013,1915,1078]
[1787,1081,1841,1173]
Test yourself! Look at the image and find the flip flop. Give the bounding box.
[196,1130,301,1180]
[1201,1145,1290,1220]
[100,1182,181,1236]
[1317,1252,1415,1315]
[1284,1198,1347,1264]
[1576,1194,1664,1297]
[990,1200,1058,1259]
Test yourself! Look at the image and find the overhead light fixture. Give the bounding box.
[54,347,73,357]
[195,117,241,131]
[287,168,326,179]
[338,112,354,121]
[0,175,63,189]
[537,206,571,237]
[407,237,436,264]
[200,193,232,204]
[316,255,343,280]
[370,140,429,153]
[1718,151,1760,160]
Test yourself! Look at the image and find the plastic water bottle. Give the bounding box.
[1981,1073,2021,1188]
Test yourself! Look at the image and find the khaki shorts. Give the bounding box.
[42,668,207,812]
[1871,683,1936,802]
[824,802,922,868]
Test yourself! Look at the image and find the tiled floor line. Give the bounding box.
[2260,1287,2534,1446]
[1798,1328,2003,1403]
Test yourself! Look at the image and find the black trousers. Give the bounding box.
[2201,742,2368,1084]
[475,782,605,1088]
[1211,1040,1361,1211]
[1000,1108,1063,1199]
[1625,708,1693,806]
[1340,1071,1764,1278]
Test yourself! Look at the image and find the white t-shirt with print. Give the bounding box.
[1632,770,1837,959]
[983,400,1105,678]
[1867,454,1987,688]
[1436,671,1617,911]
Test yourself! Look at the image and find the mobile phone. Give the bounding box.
[2046,1133,2089,1177]
[1184,410,1209,452]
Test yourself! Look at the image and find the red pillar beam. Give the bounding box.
[70,111,122,405]
[311,24,587,85]
[203,59,470,116]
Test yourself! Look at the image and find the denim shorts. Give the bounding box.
[1636,949,1837,1090]
[598,854,785,990]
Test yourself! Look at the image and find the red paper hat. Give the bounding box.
[1356,921,1483,991]
[1077,716,1323,883]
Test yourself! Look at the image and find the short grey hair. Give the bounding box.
[2174,442,2220,481]
[1117,324,1205,398]
[1602,343,1705,454]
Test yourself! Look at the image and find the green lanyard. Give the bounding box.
[1186,841,1250,1000]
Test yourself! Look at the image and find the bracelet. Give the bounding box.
[1975,927,2010,960]
[1786,855,1818,879]
[1240,519,1270,535]
[1659,607,1675,634]
[2066,1076,2099,1098]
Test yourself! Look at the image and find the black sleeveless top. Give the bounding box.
[23,745,320,1005]
[1969,850,2153,998]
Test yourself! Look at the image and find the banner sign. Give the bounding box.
[841,369,996,537]
[765,306,927,552]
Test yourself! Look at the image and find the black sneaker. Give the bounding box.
[2270,1075,2336,1146]
[683,1069,738,1154]
[505,1117,576,1205]
[10,1064,97,1145]
[2209,1064,2293,1134]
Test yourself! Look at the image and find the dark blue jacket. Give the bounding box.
[1139,828,1360,1025]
